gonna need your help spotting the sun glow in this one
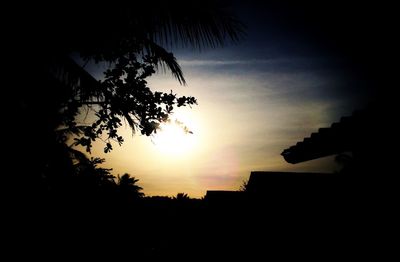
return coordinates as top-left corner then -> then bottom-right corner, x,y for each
153,112 -> 199,155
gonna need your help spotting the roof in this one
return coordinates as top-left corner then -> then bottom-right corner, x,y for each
281,109 -> 370,164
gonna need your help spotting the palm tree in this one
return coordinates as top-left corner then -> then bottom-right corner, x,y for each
38,1 -> 244,90
48,1 -> 246,152
175,193 -> 190,201
117,174 -> 144,199
12,1 -> 245,190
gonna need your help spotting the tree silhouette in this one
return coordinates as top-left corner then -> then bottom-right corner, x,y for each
44,1 -> 246,153
10,1 -> 245,191
175,193 -> 190,201
74,157 -> 115,187
117,173 -> 144,199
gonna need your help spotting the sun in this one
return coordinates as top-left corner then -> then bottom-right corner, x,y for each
152,114 -> 199,155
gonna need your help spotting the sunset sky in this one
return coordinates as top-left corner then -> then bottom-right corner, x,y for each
81,2 -> 373,198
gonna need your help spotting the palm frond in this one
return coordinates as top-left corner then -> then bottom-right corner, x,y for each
145,1 -> 246,50
143,40 -> 186,85
68,146 -> 90,165
122,112 -> 137,135
47,55 -> 101,99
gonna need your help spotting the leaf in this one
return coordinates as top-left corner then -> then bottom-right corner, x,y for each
104,143 -> 113,153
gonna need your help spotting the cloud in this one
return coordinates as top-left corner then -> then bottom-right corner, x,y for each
178,56 -> 344,74
179,59 -> 273,66
92,53 -> 361,198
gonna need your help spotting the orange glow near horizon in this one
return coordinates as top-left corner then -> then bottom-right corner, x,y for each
86,59 -> 350,199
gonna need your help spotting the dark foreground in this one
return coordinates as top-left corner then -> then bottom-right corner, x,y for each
5,177 -> 395,261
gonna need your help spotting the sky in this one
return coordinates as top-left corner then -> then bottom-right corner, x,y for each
81,1 -> 377,198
